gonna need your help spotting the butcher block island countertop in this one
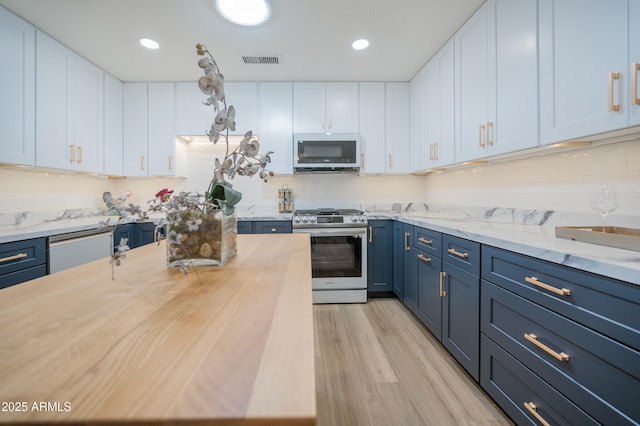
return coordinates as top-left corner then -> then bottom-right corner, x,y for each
0,234 -> 315,425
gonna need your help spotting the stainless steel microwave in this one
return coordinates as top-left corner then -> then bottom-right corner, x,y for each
293,133 -> 361,173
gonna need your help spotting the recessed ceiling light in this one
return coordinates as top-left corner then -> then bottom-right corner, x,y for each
139,38 -> 159,50
352,39 -> 369,50
215,0 -> 271,26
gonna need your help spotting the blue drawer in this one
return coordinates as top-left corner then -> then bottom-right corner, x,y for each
237,221 -> 252,234
0,265 -> 47,290
0,238 -> 47,277
481,280 -> 640,425
482,245 -> 640,352
253,221 -> 292,234
481,334 -> 598,426
442,234 -> 479,276
412,226 -> 442,257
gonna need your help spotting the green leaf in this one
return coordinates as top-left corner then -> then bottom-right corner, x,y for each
208,181 -> 242,215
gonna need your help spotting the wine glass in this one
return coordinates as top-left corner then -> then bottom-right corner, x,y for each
589,184 -> 620,232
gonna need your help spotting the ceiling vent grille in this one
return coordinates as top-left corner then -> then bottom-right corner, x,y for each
241,54 -> 280,65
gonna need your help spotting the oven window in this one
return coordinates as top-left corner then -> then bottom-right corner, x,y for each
310,235 -> 362,278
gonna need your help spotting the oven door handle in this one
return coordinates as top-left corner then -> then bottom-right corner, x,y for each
295,228 -> 367,237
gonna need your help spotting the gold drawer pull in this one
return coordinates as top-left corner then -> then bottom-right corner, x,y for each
524,402 -> 550,426
271,228 -> 277,232
417,254 -> 431,264
439,271 -> 447,297
404,232 -> 410,251
524,333 -> 569,362
608,71 -> 621,112
447,248 -> 469,259
525,276 -> 571,296
418,237 -> 432,245
369,226 -> 373,243
0,253 -> 28,263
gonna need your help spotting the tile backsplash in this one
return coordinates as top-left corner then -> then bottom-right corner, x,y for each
0,139 -> 638,228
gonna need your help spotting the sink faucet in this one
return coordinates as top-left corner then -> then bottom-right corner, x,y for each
14,211 -> 28,225
404,203 -> 413,212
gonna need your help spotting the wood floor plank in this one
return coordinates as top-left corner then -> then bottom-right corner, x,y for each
314,298 -> 513,426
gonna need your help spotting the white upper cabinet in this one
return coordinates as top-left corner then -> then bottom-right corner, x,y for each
358,82 -> 386,174
0,7 -> 35,166
35,30 -> 75,171
423,39 -> 455,169
410,68 -> 425,173
73,55 -> 104,173
628,0 -> 640,126
104,73 -> 123,176
147,83 -> 180,176
293,82 -> 359,133
258,82 -> 293,175
455,0 -> 539,163
539,0 -> 628,144
175,82 -> 211,136
385,82 -> 411,174
224,82 -> 258,136
123,83 -> 148,177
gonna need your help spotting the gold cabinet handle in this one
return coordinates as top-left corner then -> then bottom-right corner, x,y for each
417,253 -> 431,264
328,112 -> 332,129
140,155 -> 145,170
369,226 -> 373,243
434,142 -> 438,160
361,153 -> 365,168
439,271 -> 447,297
168,155 -> 173,170
608,72 -> 621,112
525,276 -> 571,296
77,145 -> 82,164
418,237 -> 432,245
524,402 -> 550,426
388,153 -> 392,169
429,144 -> 434,161
69,144 -> 75,163
404,231 -> 410,251
447,248 -> 469,259
524,333 -> 569,362
487,121 -> 493,146
0,253 -> 28,263
632,63 -> 640,106
479,124 -> 486,147
271,228 -> 277,232
321,113 -> 325,129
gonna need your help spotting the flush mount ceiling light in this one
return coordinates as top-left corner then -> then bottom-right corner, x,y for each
139,38 -> 159,50
352,39 -> 370,50
215,0 -> 271,26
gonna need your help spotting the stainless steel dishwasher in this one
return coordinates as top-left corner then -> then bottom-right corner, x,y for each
48,228 -> 112,274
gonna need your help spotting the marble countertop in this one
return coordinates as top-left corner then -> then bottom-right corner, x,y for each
369,211 -> 639,286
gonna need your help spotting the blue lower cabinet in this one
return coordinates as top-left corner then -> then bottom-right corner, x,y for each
136,222 -> 159,246
481,334 -> 599,426
392,221 -> 405,299
0,238 -> 47,289
113,224 -> 134,251
237,221 -> 252,234
367,220 -> 393,293
253,221 -> 292,234
413,249 -> 442,340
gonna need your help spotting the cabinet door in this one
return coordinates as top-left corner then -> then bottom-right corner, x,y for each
326,82 -> 359,133
358,82 -> 386,173
224,82 -> 258,136
409,70 -> 425,172
113,223 -> 134,250
367,220 -> 393,293
104,73 -> 123,176
258,82 -> 293,174
392,221 -> 405,298
237,221 -> 253,234
385,82 -> 410,173
455,3 -> 490,163
74,55 -> 104,173
539,0 -> 628,144
35,30 -> 74,170
402,224 -> 415,309
413,252 -> 442,340
136,222 -> 158,247
147,83 -> 177,176
487,0 -> 539,155
442,261 -> 480,381
175,81 -> 211,136
0,7 -> 35,166
123,83 -> 148,176
630,0 -> 640,126
253,221 -> 292,234
293,82 -> 326,133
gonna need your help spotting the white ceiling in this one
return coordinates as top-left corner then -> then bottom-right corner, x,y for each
0,0 -> 484,83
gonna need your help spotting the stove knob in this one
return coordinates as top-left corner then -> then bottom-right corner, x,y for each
359,216 -> 366,222
302,217 -> 308,223
293,216 -> 301,223
351,215 -> 358,222
310,216 -> 317,223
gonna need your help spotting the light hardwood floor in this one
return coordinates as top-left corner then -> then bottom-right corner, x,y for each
314,298 -> 513,425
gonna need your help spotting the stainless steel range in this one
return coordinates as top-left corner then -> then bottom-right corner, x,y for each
292,208 -> 367,304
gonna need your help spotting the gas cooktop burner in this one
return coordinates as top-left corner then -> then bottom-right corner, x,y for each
292,208 -> 367,228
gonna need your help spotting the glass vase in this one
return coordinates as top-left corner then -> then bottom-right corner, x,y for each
166,209 -> 237,267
